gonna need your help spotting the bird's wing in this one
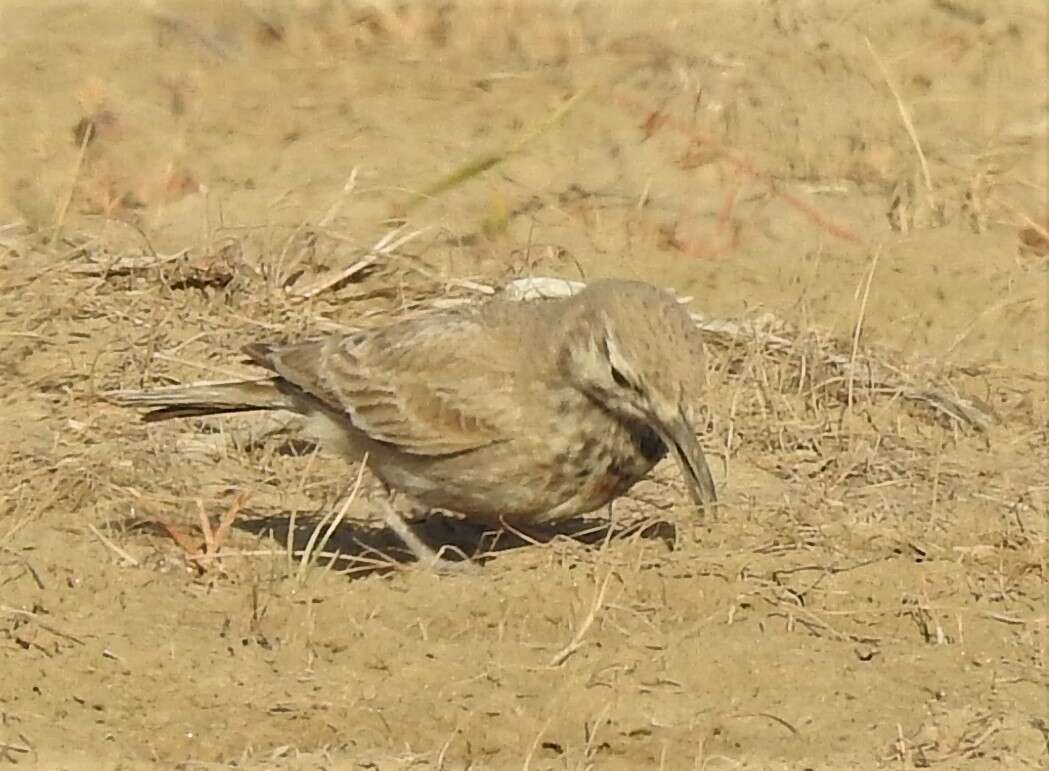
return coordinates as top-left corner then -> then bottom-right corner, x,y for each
246,314 -> 519,456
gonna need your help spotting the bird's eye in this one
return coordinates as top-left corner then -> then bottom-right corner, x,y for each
610,364 -> 631,389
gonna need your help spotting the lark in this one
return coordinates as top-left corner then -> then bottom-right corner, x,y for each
110,279 -> 718,566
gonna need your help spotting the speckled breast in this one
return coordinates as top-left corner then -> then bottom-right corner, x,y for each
537,414 -> 668,521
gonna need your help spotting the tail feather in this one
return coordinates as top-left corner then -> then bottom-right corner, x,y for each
106,378 -> 297,422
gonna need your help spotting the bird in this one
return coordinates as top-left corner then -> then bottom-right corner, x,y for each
109,279 -> 718,566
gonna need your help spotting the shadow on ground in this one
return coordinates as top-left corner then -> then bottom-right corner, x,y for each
228,508 -> 678,577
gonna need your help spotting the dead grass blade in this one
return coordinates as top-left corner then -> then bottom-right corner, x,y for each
549,571 -> 615,667
87,523 -> 140,566
1,605 -> 85,646
295,456 -> 367,584
864,36 -> 933,192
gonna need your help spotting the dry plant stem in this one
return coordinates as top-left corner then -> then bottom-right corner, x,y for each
174,493 -> 251,573
731,711 -> 800,737
310,470 -> 364,567
1,511 -> 36,548
865,36 -> 933,192
296,457 -> 367,583
67,248 -> 190,275
549,571 -> 614,666
288,444 -> 322,574
581,702 -> 613,764
496,519 -> 544,549
848,248 -> 881,419
522,717 -> 554,771
52,121 -> 93,241
2,488 -> 65,547
87,523 -> 140,566
196,499 -> 216,555
943,296 -> 1035,363
287,226 -> 430,299
213,492 -> 249,550
930,435 -> 944,523
895,723 -> 910,766
199,184 -> 211,257
287,255 -> 377,300
271,220 -> 310,291
435,720 -> 463,770
191,549 -> 393,572
0,741 -> 31,757
1,605 -> 85,646
317,168 -> 358,228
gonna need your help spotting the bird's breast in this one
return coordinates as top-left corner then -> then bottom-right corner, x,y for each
360,390 -> 667,526
527,407 -> 667,522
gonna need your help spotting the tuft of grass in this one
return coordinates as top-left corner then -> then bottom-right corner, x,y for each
293,455 -> 368,586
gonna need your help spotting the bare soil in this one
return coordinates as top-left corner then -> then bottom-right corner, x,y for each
1,1 -> 1047,768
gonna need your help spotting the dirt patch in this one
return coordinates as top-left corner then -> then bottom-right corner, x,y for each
1,1 -> 1047,768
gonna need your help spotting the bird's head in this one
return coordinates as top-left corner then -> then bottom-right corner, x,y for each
560,280 -> 718,511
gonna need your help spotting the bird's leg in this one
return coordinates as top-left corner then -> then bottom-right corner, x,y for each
371,486 -> 476,573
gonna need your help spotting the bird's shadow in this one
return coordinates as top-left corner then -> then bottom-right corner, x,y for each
232,508 -> 677,579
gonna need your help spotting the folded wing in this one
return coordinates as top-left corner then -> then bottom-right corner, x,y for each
246,318 -> 513,457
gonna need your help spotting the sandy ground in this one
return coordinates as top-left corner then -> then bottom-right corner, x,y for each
1,1 -> 1047,768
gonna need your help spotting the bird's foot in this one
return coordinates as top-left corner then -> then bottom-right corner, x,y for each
373,494 -> 479,574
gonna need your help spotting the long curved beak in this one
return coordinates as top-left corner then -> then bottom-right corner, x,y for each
656,410 -> 718,514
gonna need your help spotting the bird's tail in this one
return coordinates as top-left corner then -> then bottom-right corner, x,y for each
106,378 -> 297,422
